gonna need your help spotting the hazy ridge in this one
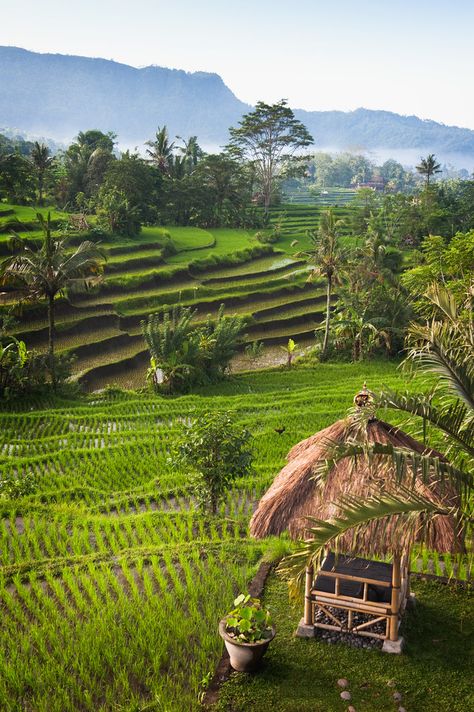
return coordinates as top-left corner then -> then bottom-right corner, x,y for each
1,46 -> 474,167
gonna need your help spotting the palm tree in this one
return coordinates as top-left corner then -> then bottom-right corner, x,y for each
416,154 -> 442,187
177,135 -> 203,173
145,126 -> 175,175
297,209 -> 346,357
282,284 -> 473,585
332,305 -> 390,361
0,214 -> 105,388
30,142 -> 54,205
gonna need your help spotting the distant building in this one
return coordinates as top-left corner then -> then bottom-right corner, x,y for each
355,177 -> 386,191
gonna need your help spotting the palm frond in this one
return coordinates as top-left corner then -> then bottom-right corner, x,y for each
313,436 -> 472,495
374,389 -> 474,459
278,487 -> 450,589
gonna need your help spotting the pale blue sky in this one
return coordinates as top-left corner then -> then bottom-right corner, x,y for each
1,0 -> 473,128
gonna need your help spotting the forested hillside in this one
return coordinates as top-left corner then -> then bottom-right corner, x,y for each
2,46 -> 474,161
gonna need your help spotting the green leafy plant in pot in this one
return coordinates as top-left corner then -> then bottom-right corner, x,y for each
219,593 -> 275,672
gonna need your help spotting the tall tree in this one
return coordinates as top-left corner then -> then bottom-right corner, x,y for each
0,214 -> 105,388
416,153 -> 442,187
227,100 -> 313,213
30,142 -> 53,205
177,135 -> 203,173
196,154 -> 247,224
297,209 -> 346,357
145,126 -> 175,176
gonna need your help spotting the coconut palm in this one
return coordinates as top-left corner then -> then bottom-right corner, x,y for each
30,142 -> 53,205
145,126 -> 175,175
416,153 -> 442,187
177,135 -> 203,173
332,305 -> 391,361
0,213 -> 105,388
297,209 -> 346,357
281,284 -> 473,586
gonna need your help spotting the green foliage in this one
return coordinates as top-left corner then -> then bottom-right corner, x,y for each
401,232 -> 474,315
280,338 -> 298,368
416,153 -> 442,187
0,153 -> 36,203
0,361 -> 469,710
0,212 -> 105,387
142,305 -> 199,392
225,593 -> 273,644
176,410 -> 253,514
228,100 -> 313,211
97,187 -> 141,236
298,208 -> 347,355
245,340 -> 264,361
100,150 -> 158,222
142,304 -> 246,392
0,470 -> 38,499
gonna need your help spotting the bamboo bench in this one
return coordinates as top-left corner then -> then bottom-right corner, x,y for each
302,552 -> 409,642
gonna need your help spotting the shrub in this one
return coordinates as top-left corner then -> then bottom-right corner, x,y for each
0,471 -> 38,499
200,305 -> 246,379
142,305 -> 200,393
142,304 -> 246,392
245,340 -> 264,361
175,411 -> 253,514
0,335 -> 74,399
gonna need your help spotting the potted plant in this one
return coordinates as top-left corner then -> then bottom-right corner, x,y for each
219,593 -> 275,672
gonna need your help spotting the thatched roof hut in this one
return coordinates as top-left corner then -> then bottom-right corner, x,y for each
250,399 -> 461,556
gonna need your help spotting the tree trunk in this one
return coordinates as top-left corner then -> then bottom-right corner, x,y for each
38,173 -> 44,206
322,276 -> 332,356
47,293 -> 57,390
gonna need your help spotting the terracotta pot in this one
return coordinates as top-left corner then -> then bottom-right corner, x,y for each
219,618 -> 276,672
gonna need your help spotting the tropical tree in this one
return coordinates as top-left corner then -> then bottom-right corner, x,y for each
297,209 -> 346,357
0,153 -> 35,203
416,153 -> 442,187
0,213 -> 105,388
142,304 -> 245,391
177,135 -> 203,173
145,126 -> 175,175
332,304 -> 391,361
30,142 -> 54,205
281,284 -> 473,586
100,150 -> 157,223
227,100 -> 313,213
142,306 -> 199,392
195,154 -> 249,225
176,411 -> 253,514
63,130 -> 115,202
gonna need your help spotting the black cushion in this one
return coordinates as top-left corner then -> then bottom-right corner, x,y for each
314,553 -> 393,603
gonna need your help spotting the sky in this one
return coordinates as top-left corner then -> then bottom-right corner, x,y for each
1,0 -> 473,129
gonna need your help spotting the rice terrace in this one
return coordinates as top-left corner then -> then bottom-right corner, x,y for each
1,8 -> 474,711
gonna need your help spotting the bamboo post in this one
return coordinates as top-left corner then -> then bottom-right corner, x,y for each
389,554 -> 401,641
304,565 -> 314,625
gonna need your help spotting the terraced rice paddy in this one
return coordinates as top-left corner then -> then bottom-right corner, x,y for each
0,362 -> 469,711
2,201 -> 359,390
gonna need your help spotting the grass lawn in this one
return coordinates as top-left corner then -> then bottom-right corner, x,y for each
216,574 -> 473,712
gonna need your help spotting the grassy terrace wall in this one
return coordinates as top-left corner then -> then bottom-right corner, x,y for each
1,201 -> 354,390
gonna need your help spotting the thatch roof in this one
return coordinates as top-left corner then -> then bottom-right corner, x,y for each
250,415 -> 462,555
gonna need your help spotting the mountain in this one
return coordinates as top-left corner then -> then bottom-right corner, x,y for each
1,46 -> 474,166
0,46 -> 249,146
